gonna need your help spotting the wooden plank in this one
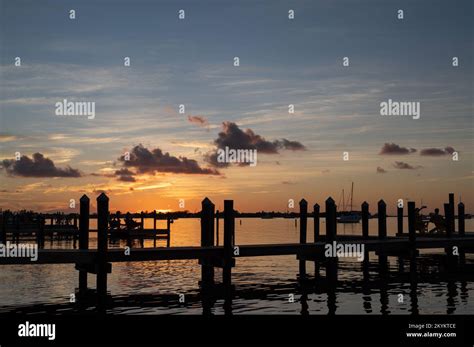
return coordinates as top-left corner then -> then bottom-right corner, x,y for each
0,236 -> 473,265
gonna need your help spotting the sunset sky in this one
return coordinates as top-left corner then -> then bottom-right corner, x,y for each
0,0 -> 472,214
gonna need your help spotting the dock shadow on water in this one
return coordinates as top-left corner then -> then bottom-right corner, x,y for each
0,193 -> 473,315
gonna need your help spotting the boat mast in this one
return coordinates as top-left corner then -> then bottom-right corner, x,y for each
342,189 -> 345,211
350,182 -> 354,212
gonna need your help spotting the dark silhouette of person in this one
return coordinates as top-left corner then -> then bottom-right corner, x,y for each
124,212 -> 140,230
429,208 -> 446,234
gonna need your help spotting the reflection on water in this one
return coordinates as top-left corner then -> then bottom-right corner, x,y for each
0,218 -> 472,314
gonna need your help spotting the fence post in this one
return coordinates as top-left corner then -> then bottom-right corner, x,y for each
223,200 -> 234,288
313,203 -> 320,242
408,202 -> 416,244
378,200 -> 387,239
200,198 -> 215,287
325,197 -> 337,242
361,202 -> 369,239
397,204 -> 403,235
79,195 -> 90,294
299,199 -> 307,279
444,203 -> 452,237
96,193 -> 109,310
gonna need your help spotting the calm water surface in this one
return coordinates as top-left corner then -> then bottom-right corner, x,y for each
0,218 -> 472,314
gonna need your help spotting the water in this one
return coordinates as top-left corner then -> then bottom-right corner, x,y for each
0,218 -> 472,314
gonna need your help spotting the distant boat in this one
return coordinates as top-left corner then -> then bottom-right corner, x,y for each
337,182 -> 361,224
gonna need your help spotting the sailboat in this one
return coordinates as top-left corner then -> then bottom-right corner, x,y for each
337,182 -> 362,223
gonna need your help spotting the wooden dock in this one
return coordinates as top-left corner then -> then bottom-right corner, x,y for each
0,192 -> 472,312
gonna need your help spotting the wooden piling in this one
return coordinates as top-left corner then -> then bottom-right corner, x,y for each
325,197 -> 337,242
153,210 -> 157,247
458,202 -> 465,236
449,193 -> 455,235
215,210 -> 220,246
0,212 -> 6,244
223,200 -> 234,288
79,195 -> 90,294
166,217 -> 171,247
444,203 -> 452,237
313,203 -> 320,242
299,199 -> 307,279
96,193 -> 109,309
408,202 -> 416,244
36,214 -> 45,248
200,198 -> 215,287
378,200 -> 387,239
397,205 -> 403,236
361,202 -> 369,239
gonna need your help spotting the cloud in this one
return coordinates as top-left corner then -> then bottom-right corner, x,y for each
115,168 -> 136,182
187,115 -> 209,128
379,143 -> 417,155
420,146 -> 456,156
376,166 -> 387,173
117,144 -> 219,176
205,122 -> 306,167
1,153 -> 81,177
393,161 -> 422,170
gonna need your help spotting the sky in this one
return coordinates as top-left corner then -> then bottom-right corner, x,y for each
0,0 -> 472,214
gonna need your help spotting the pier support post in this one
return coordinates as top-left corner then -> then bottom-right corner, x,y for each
223,200 -> 234,288
299,199 -> 307,279
153,210 -> 157,247
223,200 -> 235,315
200,198 -> 215,287
325,197 -> 337,242
449,193 -> 455,235
38,214 -> 45,249
96,193 -> 109,311
0,212 -> 6,244
166,217 -> 171,247
458,203 -> 465,236
444,203 -> 452,237
397,205 -> 403,236
377,200 -> 387,239
325,197 -> 338,286
361,202 -> 369,239
313,203 -> 320,242
216,210 -> 220,246
408,202 -> 416,244
458,202 -> 465,267
78,195 -> 90,295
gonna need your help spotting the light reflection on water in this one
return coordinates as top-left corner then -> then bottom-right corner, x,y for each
0,218 -> 472,314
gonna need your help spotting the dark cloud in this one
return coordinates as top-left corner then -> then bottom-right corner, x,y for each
420,147 -> 456,156
205,122 -> 306,167
115,168 -> 136,182
118,144 -> 219,175
376,166 -> 387,173
379,143 -> 416,155
393,161 -> 421,170
1,153 -> 81,177
187,115 -> 209,128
